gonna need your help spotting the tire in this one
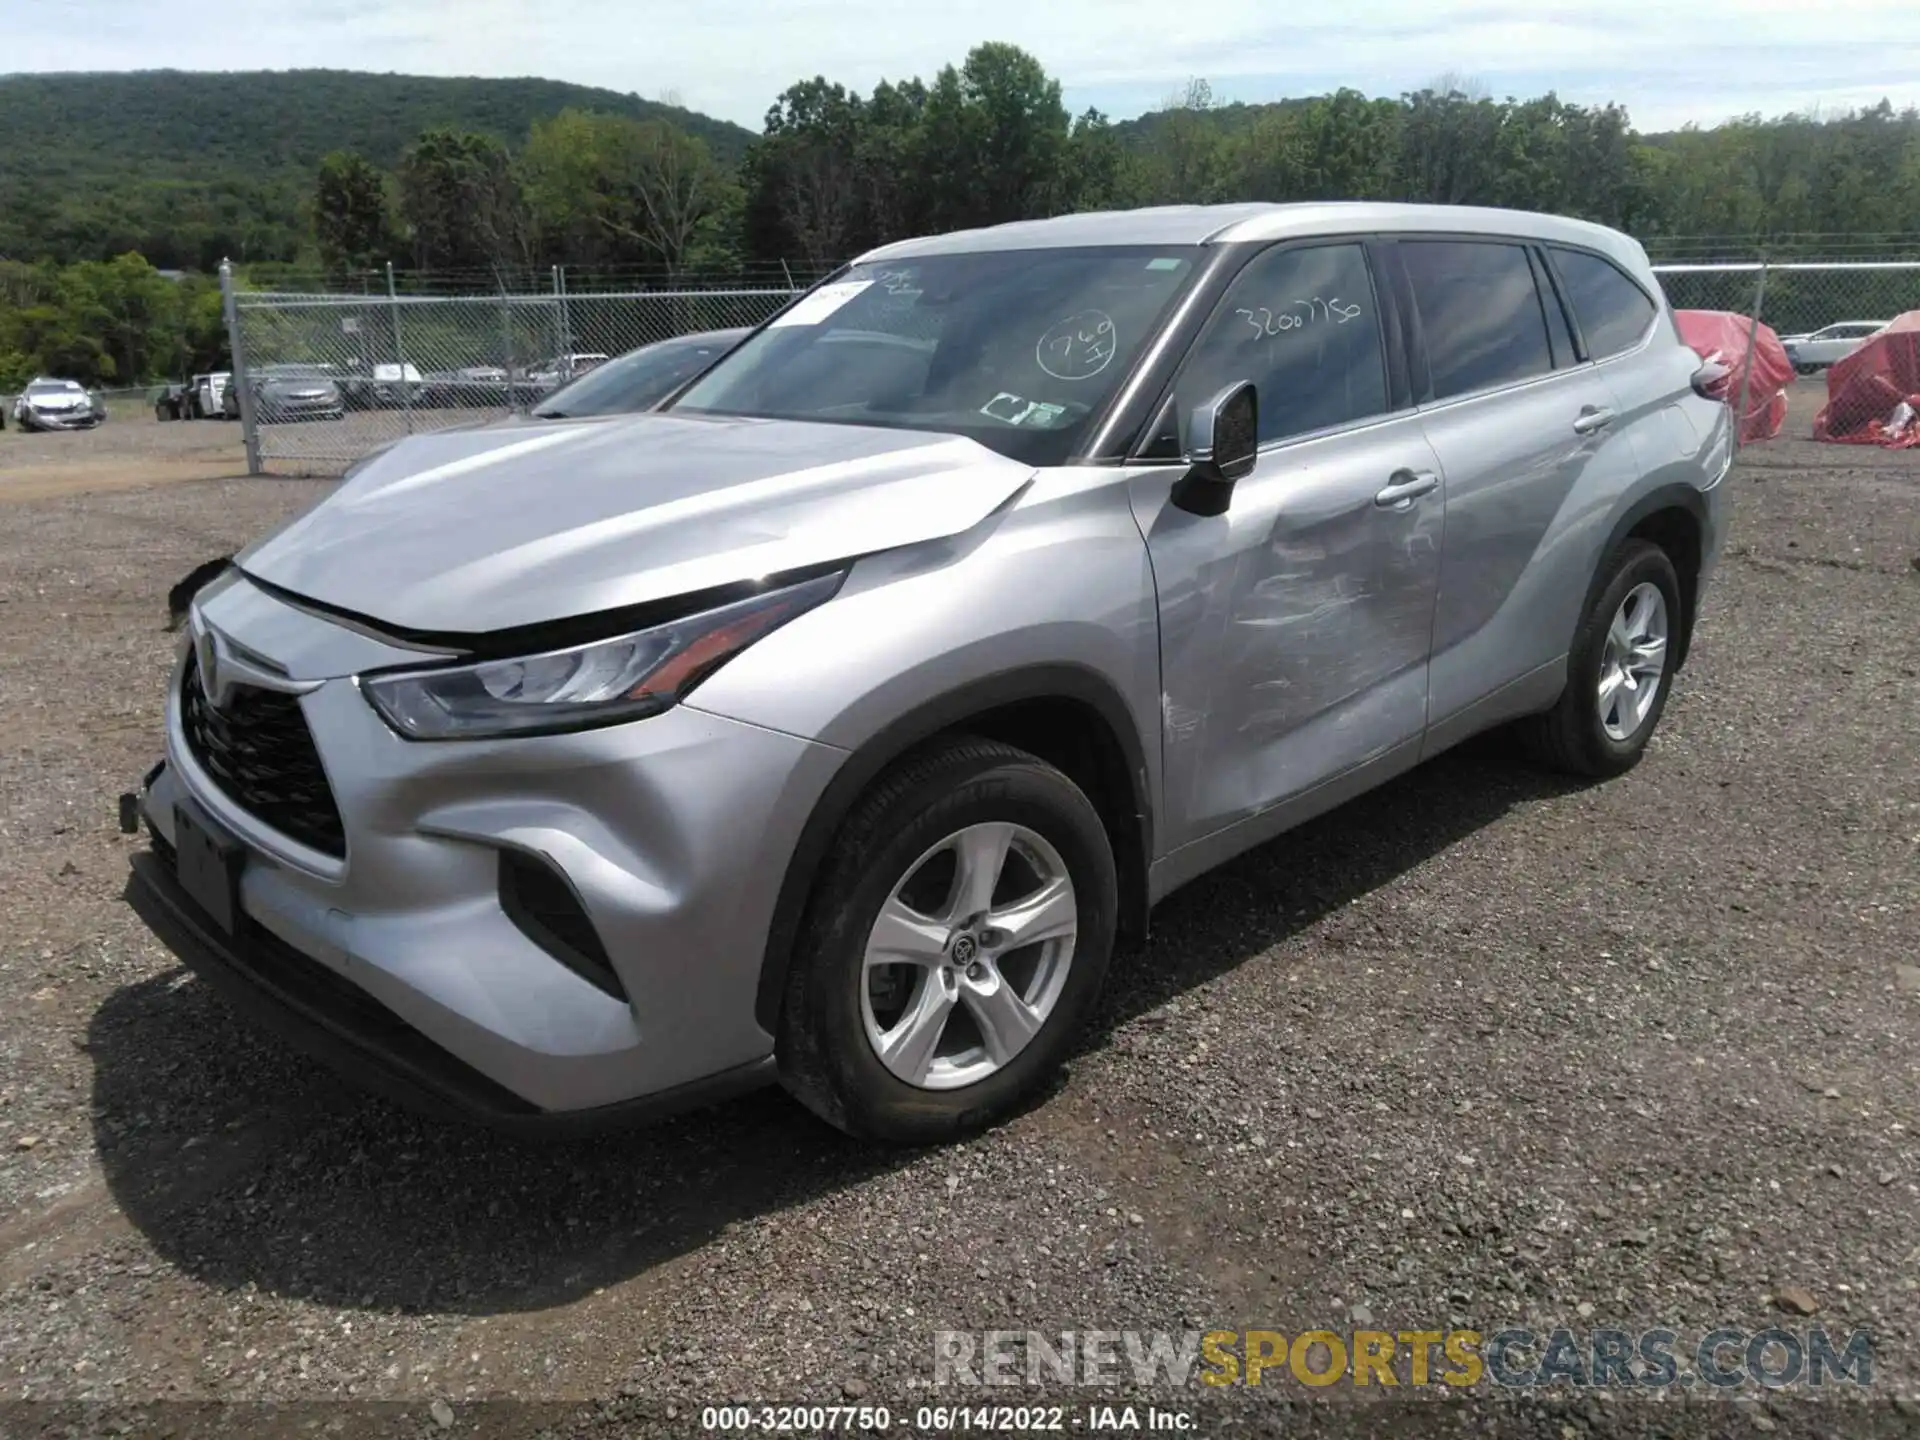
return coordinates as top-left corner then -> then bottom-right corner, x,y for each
1521,538 -> 1682,779
777,736 -> 1118,1143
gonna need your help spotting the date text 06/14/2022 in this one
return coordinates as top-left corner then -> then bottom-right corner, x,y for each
697,1404 -> 1197,1432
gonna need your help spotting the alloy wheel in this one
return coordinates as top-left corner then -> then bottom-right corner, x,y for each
860,822 -> 1078,1091
1597,581 -> 1669,742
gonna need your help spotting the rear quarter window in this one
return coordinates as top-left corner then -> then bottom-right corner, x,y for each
1550,248 -> 1658,360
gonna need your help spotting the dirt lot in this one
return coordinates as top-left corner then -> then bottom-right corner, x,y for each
0,404 -> 490,501
0,412 -> 245,503
1,382 -> 1917,1436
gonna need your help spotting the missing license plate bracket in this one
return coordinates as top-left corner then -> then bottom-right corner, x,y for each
174,798 -> 243,935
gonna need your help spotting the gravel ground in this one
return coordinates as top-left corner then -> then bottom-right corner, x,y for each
0,404 -> 494,498
1,381 -> 1917,1438
0,412 -> 245,501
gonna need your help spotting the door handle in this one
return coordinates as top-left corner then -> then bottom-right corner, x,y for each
1573,406 -> 1616,435
1374,469 -> 1440,509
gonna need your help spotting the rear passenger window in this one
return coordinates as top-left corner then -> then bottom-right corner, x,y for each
1401,241 -> 1554,400
1550,247 -> 1657,359
1179,242 -> 1389,445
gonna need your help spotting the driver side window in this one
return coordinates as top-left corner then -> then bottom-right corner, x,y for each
1177,243 -> 1389,447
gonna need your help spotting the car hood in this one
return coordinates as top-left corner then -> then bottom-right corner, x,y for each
235,412 -> 1036,636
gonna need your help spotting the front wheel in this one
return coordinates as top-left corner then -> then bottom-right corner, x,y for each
777,737 -> 1118,1143
1521,539 -> 1681,778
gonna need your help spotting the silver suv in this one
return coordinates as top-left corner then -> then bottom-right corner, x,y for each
126,203 -> 1731,1143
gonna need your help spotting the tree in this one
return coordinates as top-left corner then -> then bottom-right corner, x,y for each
0,252 -> 225,387
739,76 -> 924,266
1134,78 -> 1224,205
397,128 -> 530,273
912,44 -> 1070,232
522,110 -> 735,275
619,121 -> 736,275
765,80 -> 868,269
313,151 -> 395,272
1060,109 -> 1140,212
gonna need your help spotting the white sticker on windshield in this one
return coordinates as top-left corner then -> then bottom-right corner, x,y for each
771,280 -> 875,327
980,393 -> 1067,427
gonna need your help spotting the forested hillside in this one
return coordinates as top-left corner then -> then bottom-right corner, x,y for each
1103,83 -> 1920,247
5,53 -> 1919,389
0,70 -> 756,270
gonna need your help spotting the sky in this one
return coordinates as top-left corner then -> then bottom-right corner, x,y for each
10,0 -> 1920,133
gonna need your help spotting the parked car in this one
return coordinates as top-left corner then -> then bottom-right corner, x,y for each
528,328 -> 750,419
190,372 -> 231,418
425,365 -> 513,409
224,364 -> 345,423
339,362 -> 426,411
126,202 -> 1730,1144
523,352 -> 610,391
12,377 -> 104,431
153,382 -> 190,422
1780,320 -> 1888,374
156,372 -> 232,421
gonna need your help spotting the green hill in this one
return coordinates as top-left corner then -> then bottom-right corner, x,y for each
0,69 -> 757,269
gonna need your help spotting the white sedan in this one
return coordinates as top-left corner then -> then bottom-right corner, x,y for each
1780,320 -> 1888,373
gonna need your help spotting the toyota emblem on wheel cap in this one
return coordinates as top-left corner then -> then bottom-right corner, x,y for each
950,934 -> 977,965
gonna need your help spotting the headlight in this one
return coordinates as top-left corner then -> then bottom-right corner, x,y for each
360,571 -> 844,740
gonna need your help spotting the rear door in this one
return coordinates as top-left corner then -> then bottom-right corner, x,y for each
1388,235 -> 1644,743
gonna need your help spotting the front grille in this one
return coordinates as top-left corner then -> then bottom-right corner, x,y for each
180,653 -> 346,857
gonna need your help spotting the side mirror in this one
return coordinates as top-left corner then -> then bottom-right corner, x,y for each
1690,359 -> 1732,400
1171,381 -> 1259,518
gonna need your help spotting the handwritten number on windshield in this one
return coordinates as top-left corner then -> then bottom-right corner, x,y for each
1036,310 -> 1117,380
1236,298 -> 1364,339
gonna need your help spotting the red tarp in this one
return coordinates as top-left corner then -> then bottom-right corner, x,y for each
1673,309 -> 1793,444
1813,310 -> 1920,448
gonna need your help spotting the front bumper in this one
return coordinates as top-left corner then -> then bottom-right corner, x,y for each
126,572 -> 846,1127
259,399 -> 345,422
20,408 -> 100,430
124,829 -> 774,1134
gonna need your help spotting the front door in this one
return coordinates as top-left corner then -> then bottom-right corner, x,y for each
1130,240 -> 1445,854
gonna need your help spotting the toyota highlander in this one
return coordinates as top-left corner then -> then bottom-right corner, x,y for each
125,202 -> 1732,1143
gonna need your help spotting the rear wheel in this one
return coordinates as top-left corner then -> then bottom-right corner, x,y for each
778,737 -> 1117,1143
1521,539 -> 1680,779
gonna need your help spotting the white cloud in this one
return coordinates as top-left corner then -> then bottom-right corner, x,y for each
9,0 -> 1919,133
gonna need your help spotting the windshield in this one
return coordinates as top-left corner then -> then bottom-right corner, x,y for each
27,381 -> 82,395
668,246 -> 1204,464
534,330 -> 746,418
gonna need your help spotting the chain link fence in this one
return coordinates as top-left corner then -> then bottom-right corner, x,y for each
1651,261 -> 1920,342
220,263 -> 801,475
1650,260 -> 1920,446
211,256 -> 1920,475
